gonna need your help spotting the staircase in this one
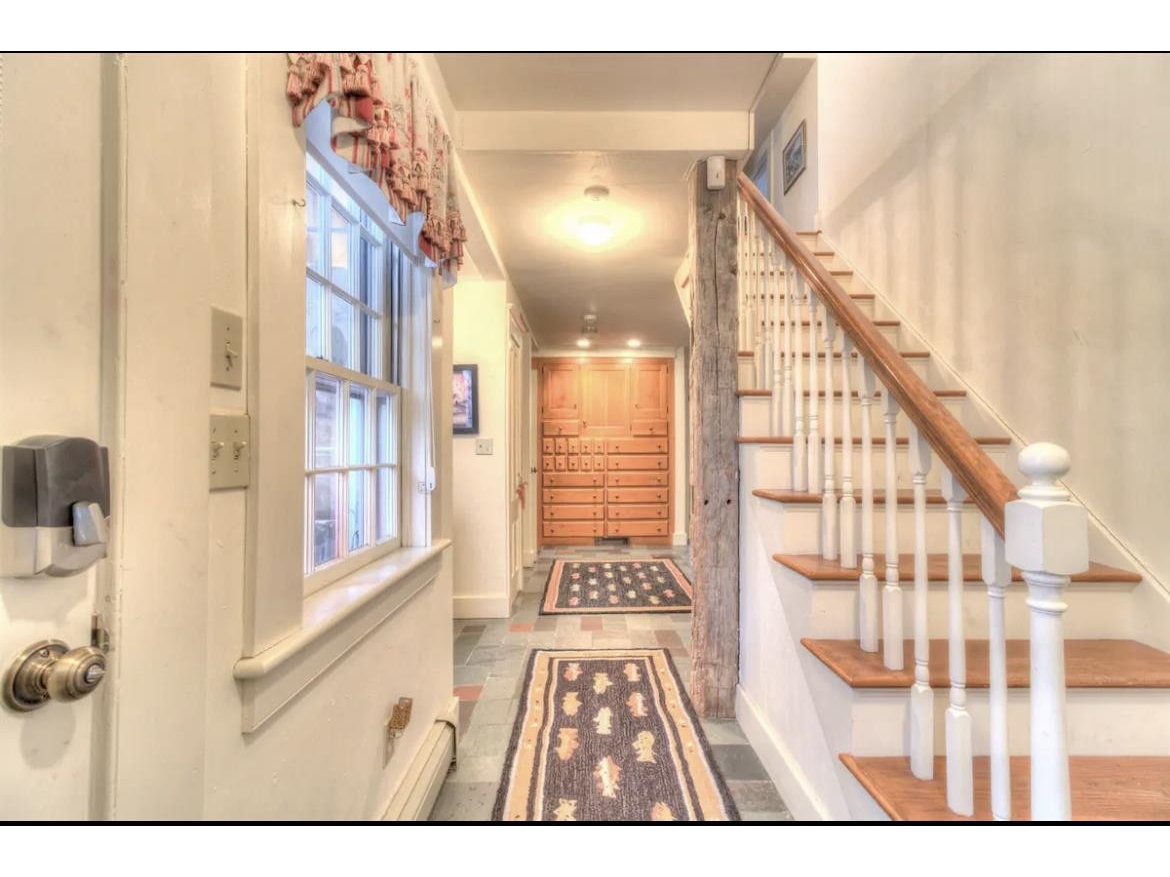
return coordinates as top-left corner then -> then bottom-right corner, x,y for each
732,176 -> 1170,821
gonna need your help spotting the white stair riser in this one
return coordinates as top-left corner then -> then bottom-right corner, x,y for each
739,395 -> 968,438
764,501 -> 986,554
801,580 -> 1136,640
740,443 -> 1011,492
848,688 -> 1170,757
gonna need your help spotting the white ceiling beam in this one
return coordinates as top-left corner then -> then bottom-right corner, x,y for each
458,111 -> 751,153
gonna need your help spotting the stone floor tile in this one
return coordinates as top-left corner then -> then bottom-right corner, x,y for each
480,674 -> 524,702
469,698 -> 518,726
655,629 -> 685,650
458,700 -> 476,736
461,624 -> 486,634
727,780 -> 788,813
452,684 -> 482,702
553,632 -> 592,648
601,615 -> 628,631
509,622 -> 534,633
533,616 -> 557,632
700,719 -> 748,745
580,617 -> 603,632
449,753 -> 506,783
452,633 -> 481,665
710,744 -> 772,782
461,722 -> 515,757
453,664 -> 489,686
428,781 -> 498,822
488,658 -> 526,679
628,630 -> 659,648
740,810 -> 794,822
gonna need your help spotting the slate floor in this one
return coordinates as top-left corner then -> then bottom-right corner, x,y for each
429,545 -> 793,822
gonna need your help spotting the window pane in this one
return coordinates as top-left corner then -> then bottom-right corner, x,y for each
359,312 -> 380,379
312,473 -> 341,568
314,374 -> 342,468
306,184 -> 323,272
306,279 -> 324,358
330,207 -> 352,292
359,236 -> 381,309
376,392 -> 396,464
377,466 -> 397,542
348,385 -> 370,465
330,295 -> 354,369
348,470 -> 369,552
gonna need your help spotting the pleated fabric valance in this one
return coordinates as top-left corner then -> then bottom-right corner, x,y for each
286,53 -> 466,273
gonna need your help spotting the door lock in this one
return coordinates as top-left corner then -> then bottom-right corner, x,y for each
2,639 -> 107,712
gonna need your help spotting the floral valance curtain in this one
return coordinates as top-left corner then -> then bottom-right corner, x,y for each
286,52 -> 466,274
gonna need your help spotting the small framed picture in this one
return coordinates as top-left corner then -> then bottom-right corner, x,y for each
782,120 -> 807,194
452,364 -> 479,435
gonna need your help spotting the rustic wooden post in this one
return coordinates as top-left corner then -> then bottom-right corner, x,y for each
689,158 -> 740,718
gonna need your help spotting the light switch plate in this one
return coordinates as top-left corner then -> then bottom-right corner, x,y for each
706,155 -> 726,190
210,306 -> 244,389
209,413 -> 250,490
475,438 -> 493,455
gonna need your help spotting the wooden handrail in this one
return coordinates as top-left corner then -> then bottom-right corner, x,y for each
736,172 -> 1018,536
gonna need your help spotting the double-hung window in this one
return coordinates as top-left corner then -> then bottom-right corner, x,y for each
303,153 -> 409,594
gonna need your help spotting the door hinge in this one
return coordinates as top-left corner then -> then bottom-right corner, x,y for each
91,613 -> 112,653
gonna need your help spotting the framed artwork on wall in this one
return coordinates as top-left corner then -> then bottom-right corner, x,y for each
782,120 -> 807,194
452,364 -> 479,435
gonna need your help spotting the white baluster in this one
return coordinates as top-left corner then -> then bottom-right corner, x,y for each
839,336 -> 857,568
857,362 -> 878,653
941,467 -> 973,817
882,391 -> 903,670
751,213 -> 764,391
737,197 -> 746,353
771,243 -> 784,437
909,424 -> 934,780
821,316 -> 838,560
762,231 -> 773,397
1005,443 -> 1086,823
981,518 -> 1012,821
792,275 -> 807,491
781,257 -> 794,435
807,291 -> 821,496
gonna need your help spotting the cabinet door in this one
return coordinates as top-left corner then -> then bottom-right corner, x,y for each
581,363 -> 630,437
540,362 -> 580,421
631,360 -> 670,421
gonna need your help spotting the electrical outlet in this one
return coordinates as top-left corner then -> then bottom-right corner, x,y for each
387,696 -> 413,739
475,438 -> 493,455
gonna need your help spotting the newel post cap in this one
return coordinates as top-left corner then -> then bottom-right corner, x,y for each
1004,442 -> 1088,575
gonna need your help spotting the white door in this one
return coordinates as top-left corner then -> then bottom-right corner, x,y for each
0,53 -> 111,819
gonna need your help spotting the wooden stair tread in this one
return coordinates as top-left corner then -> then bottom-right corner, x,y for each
735,388 -> 966,399
755,487 -> 974,505
773,552 -> 1141,584
840,754 -> 1170,821
738,435 -> 1012,446
802,638 -> 1170,689
739,347 -> 917,359
736,389 -> 773,397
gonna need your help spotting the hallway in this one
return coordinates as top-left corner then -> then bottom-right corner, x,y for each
429,545 -> 792,821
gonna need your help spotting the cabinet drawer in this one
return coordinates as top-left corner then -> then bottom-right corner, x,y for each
544,504 -> 603,521
606,487 -> 667,505
567,438 -> 579,455
607,504 -> 668,520
554,456 -> 567,471
543,420 -> 580,437
607,454 -> 668,471
544,522 -> 603,538
541,438 -> 555,454
542,455 -> 555,472
555,438 -> 568,455
606,472 -> 668,488
606,521 -> 668,537
580,438 -> 593,454
631,420 -> 668,437
544,488 -> 602,505
544,473 -> 604,488
580,456 -> 593,471
607,437 -> 668,455
567,456 -> 579,471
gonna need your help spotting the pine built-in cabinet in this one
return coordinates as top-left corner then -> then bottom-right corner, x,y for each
537,357 -> 673,545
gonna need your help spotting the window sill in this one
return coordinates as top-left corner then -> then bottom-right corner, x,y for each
233,538 -> 451,732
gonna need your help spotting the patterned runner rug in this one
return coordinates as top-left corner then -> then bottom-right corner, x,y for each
540,558 -> 693,615
492,648 -> 739,822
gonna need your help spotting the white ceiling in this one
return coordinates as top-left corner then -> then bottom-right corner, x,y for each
434,53 -> 808,350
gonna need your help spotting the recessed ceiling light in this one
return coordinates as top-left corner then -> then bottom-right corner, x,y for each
576,337 -> 591,349
627,338 -> 642,348
576,215 -> 613,247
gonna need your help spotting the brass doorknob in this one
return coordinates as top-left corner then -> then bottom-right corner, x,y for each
3,640 -> 107,712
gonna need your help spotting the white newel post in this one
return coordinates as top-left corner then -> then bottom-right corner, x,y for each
909,424 -> 934,780
941,467 -> 973,816
857,362 -> 878,653
1004,443 -> 1087,822
981,517 -> 1012,821
792,275 -> 807,490
821,315 -> 838,560
881,391 -> 903,670
838,334 -> 857,568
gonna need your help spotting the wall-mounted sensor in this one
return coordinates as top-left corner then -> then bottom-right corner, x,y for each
706,156 -> 727,190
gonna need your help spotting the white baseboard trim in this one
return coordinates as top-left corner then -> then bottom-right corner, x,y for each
454,593 -> 511,619
381,720 -> 455,821
735,685 -> 830,822
523,548 -> 537,567
672,532 -> 688,547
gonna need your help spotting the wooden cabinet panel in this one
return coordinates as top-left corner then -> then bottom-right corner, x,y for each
544,504 -> 603,521
541,438 -> 555,454
608,504 -> 668,520
607,437 -> 668,455
543,419 -> 580,437
606,521 -> 668,537
582,364 -> 630,437
606,487 -> 668,505
544,488 -> 603,505
607,454 -> 668,471
631,420 -> 668,437
544,521 -> 604,538
607,472 -> 668,487
541,362 -> 580,420
631,361 -> 670,421
543,473 -> 604,488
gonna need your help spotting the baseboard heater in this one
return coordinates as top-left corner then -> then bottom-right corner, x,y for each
381,720 -> 456,821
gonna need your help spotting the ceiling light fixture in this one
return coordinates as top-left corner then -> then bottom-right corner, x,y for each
576,337 -> 591,349
576,186 -> 614,247
627,338 -> 642,348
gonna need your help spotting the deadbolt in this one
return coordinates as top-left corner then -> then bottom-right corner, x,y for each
3,639 -> 107,712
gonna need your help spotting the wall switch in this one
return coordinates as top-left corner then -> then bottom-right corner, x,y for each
210,306 -> 244,389
209,413 -> 250,490
475,438 -> 493,455
706,155 -> 727,190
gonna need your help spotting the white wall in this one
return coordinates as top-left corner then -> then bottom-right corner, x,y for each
452,280 -> 512,618
816,52 -> 1170,595
770,62 -> 819,230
